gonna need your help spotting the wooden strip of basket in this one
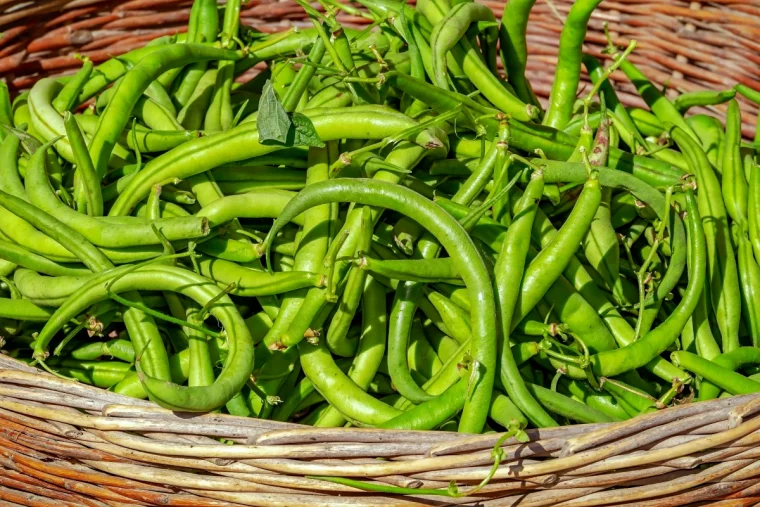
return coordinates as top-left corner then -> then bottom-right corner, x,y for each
0,0 -> 757,137
2,355 -> 760,506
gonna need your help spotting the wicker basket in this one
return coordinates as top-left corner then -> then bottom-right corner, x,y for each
4,354 -> 760,506
3,1 -> 760,505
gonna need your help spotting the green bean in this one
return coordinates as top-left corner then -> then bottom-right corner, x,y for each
196,190 -> 301,227
672,127 -> 741,353
314,276 -> 388,427
74,36 -> 181,102
721,99 -> 749,227
672,351 -> 760,396
743,150 -> 754,197
694,285 -> 721,361
534,160 -> 687,325
75,114 -> 199,153
71,339 -> 135,363
283,35 -> 326,112
543,0 -> 603,129
513,174 -> 601,326
434,197 -> 506,252
120,298 -> 174,385
626,107 -> 664,138
423,318 -> 460,360
388,281 -> 437,404
599,377 -> 654,414
215,178 -> 304,194
430,4 -> 495,91
380,378 -> 467,430
618,59 -> 697,141
12,93 -> 30,130
489,392 -> 528,428
427,291 -> 471,344
189,173 -> 279,322
452,164 -> 686,380
563,111 -> 604,138
29,79 -> 126,169
582,113 -> 623,301
408,320 -> 443,379
560,378 -> 628,421
174,0 -> 220,107
734,84 -> 760,107
0,189 -> 111,272
0,133 -> 26,200
326,206 -> 373,357
525,382 -> 616,424
750,159 -> 760,262
64,112 -> 103,216
0,261 -> 15,280
0,188 -> 163,265
0,81 -> 11,137
0,298 -> 54,321
266,145 -> 426,355
300,335 -> 401,425
567,122 -> 594,163
177,68 -> 218,130
360,256 -> 462,285
452,133 -> 684,191
48,359 -> 133,389
493,169 -> 556,427
196,256 -> 323,297
53,58 -> 94,113
139,97 -> 180,132
1,183 -> 172,384
686,114 -> 724,169
673,89 -> 736,114
13,269 -> 91,307
113,348 -> 190,399
699,347 -> 760,401
384,75 -> 483,136
89,44 -> 244,178
735,227 -> 760,348
540,269 -> 618,355
499,0 -> 539,107
205,0 -> 241,132
24,139 -> 209,248
275,375 -> 322,421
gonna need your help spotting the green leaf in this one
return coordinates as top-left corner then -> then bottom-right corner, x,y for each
4,123 -> 43,155
291,112 -> 324,147
257,79 -> 291,145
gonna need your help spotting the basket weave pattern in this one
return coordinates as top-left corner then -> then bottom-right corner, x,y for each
1,0 -> 759,136
3,355 -> 760,505
3,1 -> 760,505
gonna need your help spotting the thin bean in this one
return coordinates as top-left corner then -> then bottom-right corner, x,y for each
672,127 -> 741,353
721,99 -> 749,227
673,89 -> 736,113
543,0 -> 603,129
672,351 -> 760,396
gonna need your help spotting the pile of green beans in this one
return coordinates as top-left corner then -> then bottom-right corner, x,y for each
1,0 -> 760,439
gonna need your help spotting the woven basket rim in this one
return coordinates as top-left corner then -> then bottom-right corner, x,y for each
3,353 -> 760,506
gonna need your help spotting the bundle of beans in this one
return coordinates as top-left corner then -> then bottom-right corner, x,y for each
0,0 -> 760,500
1,0 -> 759,137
